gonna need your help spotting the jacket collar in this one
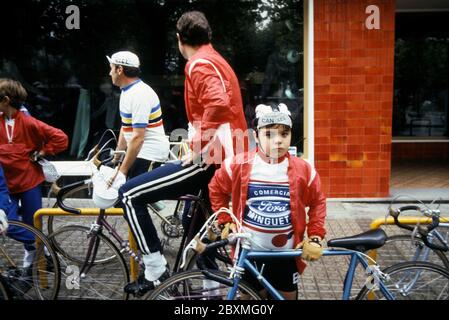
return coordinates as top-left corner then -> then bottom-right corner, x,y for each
121,79 -> 141,92
189,43 -> 214,61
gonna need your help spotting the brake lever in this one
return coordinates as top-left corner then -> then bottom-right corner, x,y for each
179,234 -> 200,269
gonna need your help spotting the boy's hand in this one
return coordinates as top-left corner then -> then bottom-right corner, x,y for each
30,150 -> 45,162
297,236 -> 323,261
220,222 -> 236,239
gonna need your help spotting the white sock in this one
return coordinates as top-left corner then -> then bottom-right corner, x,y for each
142,251 -> 167,281
23,249 -> 36,268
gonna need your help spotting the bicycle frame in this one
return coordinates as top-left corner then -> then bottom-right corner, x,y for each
78,209 -> 142,278
397,223 -> 449,291
429,223 -> 449,250
226,247 -> 395,300
78,193 -> 211,275
416,224 -> 448,262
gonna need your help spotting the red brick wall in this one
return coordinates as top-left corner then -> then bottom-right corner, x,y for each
314,0 -> 395,197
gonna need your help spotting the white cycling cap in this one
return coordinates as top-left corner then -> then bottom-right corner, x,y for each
106,51 -> 140,68
255,103 -> 292,129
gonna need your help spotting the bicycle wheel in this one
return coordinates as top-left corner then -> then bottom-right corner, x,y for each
356,261 -> 449,300
0,275 -> 11,300
0,221 -> 60,300
48,181 -> 129,265
48,225 -> 130,300
145,270 -> 262,300
181,246 -> 233,272
374,234 -> 449,269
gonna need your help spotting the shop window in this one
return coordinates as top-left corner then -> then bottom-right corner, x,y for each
393,12 -> 449,138
0,0 -> 303,159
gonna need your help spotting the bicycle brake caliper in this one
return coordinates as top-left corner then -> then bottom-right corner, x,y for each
89,222 -> 101,235
365,265 -> 388,291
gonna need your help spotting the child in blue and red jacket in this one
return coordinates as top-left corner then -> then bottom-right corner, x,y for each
209,103 -> 327,300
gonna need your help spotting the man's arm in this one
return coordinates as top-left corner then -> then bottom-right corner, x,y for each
115,128 -> 127,159
119,128 -> 145,176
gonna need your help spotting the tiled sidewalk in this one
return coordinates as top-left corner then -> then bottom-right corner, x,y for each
40,199 -> 449,299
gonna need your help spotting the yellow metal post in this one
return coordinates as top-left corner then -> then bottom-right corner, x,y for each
128,229 -> 139,281
368,216 -> 435,263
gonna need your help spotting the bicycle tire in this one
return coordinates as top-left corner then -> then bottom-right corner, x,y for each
356,261 -> 449,300
48,182 -> 128,265
50,223 -> 122,265
181,246 -> 233,272
374,234 -> 449,269
145,270 -> 262,300
0,220 -> 60,300
0,275 -> 11,300
48,182 -> 183,267
48,225 -> 130,300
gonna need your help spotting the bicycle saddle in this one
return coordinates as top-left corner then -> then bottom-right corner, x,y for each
327,229 -> 387,252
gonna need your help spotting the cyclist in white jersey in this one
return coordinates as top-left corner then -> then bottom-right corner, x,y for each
106,52 -> 172,291
107,51 -> 169,179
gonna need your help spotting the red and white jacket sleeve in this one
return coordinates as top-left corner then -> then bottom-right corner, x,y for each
188,62 -> 234,151
208,158 -> 233,225
304,164 -> 327,239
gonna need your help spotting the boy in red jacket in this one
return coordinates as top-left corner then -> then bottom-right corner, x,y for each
0,78 -> 68,268
209,103 -> 327,299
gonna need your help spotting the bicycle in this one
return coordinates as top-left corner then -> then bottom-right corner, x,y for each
146,208 -> 449,300
374,197 -> 449,269
0,220 -> 60,300
47,173 -> 223,299
44,131 -> 188,254
42,129 -> 228,299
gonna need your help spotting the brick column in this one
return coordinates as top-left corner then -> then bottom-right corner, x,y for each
314,0 -> 395,197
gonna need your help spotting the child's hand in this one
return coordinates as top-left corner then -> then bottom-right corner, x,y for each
30,150 -> 45,162
220,222 -> 236,239
297,236 -> 323,261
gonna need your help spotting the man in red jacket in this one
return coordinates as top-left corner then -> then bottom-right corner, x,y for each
0,78 -> 68,269
119,11 -> 248,296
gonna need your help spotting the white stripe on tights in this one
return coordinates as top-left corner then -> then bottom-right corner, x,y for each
123,163 -> 204,198
125,164 -> 208,200
123,197 -> 150,254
